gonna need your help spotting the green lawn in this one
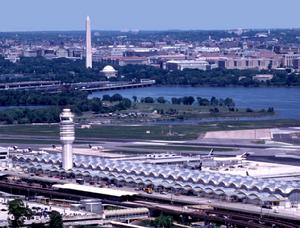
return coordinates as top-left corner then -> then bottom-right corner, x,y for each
63,119 -> 300,141
0,119 -> 298,141
0,124 -> 59,136
125,102 -> 272,119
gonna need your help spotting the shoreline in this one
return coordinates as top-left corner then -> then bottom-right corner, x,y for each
147,84 -> 300,89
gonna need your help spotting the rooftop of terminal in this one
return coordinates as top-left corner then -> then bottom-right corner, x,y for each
11,152 -> 300,206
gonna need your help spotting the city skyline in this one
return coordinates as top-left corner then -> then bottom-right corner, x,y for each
1,0 -> 300,32
1,1 -> 300,226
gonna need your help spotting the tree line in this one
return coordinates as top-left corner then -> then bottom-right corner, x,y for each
0,91 -> 274,124
138,95 -> 236,107
136,95 -> 274,114
0,91 -> 132,124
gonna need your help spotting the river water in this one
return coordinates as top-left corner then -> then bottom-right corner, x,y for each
89,87 -> 300,120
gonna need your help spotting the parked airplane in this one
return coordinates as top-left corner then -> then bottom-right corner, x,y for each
29,150 -> 49,155
89,144 -> 104,151
8,146 -> 49,155
208,149 -> 249,162
197,149 -> 214,159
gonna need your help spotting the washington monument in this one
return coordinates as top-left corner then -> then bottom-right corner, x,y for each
85,16 -> 92,68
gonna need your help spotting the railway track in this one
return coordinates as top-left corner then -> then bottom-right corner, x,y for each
0,181 -> 299,227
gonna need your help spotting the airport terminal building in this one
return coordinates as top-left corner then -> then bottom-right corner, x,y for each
12,152 -> 300,207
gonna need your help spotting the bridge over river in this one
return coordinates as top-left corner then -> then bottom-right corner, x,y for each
0,79 -> 155,92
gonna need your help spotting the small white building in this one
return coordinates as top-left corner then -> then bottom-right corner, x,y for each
101,65 -> 118,78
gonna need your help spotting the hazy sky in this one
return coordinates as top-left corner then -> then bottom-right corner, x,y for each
1,0 -> 300,31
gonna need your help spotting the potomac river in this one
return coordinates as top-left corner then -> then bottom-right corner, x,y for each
89,87 -> 300,120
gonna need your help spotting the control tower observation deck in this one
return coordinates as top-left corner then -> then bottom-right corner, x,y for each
60,109 -> 75,170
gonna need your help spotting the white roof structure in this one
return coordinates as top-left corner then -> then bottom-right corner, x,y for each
13,153 -> 300,203
101,65 -> 117,73
105,208 -> 149,217
52,183 -> 136,197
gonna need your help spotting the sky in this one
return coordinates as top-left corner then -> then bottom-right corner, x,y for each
1,0 -> 300,31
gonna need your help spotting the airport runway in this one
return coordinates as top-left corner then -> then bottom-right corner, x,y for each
2,132 -> 300,166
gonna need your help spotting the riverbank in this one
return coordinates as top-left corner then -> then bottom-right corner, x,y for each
78,101 -> 274,126
89,86 -> 300,120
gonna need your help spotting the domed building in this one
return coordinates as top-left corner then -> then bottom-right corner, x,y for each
101,65 -> 117,78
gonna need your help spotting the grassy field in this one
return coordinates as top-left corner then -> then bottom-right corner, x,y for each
0,138 -> 95,145
130,102 -> 221,112
0,124 -> 59,136
126,102 -> 273,119
0,138 -> 59,145
0,119 -> 298,142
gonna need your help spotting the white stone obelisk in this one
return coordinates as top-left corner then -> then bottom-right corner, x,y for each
86,16 -> 92,68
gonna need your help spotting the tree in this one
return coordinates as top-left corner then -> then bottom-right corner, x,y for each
171,97 -> 181,105
116,98 -> 132,110
210,96 -> 219,106
182,96 -> 195,105
49,211 -> 63,228
143,97 -> 155,103
110,93 -> 123,102
157,97 -> 166,104
132,96 -> 138,103
89,98 -> 103,113
8,199 -> 32,227
102,94 -> 111,101
197,97 -> 209,106
152,214 -> 173,228
224,97 -> 235,108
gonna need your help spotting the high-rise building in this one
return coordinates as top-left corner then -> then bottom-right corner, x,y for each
60,109 -> 75,170
86,16 -> 92,68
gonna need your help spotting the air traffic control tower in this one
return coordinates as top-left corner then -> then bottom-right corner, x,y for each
60,108 -> 75,170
